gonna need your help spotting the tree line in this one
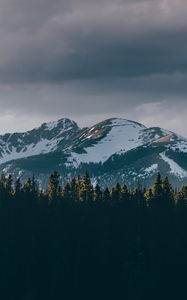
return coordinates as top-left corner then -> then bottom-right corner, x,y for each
0,171 -> 187,300
0,171 -> 186,206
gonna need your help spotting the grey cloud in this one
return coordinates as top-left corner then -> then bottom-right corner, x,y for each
0,0 -> 187,82
0,72 -> 186,117
0,0 -> 186,136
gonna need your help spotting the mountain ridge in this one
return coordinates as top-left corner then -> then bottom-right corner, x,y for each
0,117 -> 187,187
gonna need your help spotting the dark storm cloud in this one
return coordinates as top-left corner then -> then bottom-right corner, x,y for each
0,0 -> 187,82
0,0 -> 187,135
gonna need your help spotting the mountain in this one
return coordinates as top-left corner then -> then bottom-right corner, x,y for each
0,117 -> 187,188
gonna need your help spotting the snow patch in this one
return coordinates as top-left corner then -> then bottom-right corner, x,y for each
68,119 -> 145,166
45,121 -> 59,130
160,152 -> 187,178
0,138 -> 61,164
144,164 -> 158,174
169,140 -> 187,153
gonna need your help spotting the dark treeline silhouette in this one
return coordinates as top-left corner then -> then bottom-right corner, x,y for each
0,171 -> 187,299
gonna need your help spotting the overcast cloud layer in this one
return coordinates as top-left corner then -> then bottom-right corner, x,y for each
0,0 -> 187,136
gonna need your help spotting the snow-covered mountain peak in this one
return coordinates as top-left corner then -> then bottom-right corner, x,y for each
95,118 -> 146,129
0,117 -> 80,165
1,116 -> 187,188
41,118 -> 79,132
67,118 -> 148,166
66,119 -> 187,169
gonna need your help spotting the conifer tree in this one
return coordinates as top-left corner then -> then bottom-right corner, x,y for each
151,173 -> 164,208
5,174 -> 13,196
111,187 -> 116,202
122,184 -> 130,202
70,177 -> 79,202
0,173 -> 6,189
14,178 -> 22,195
153,173 -> 163,198
63,182 -> 71,202
94,183 -> 103,202
115,182 -> 123,201
47,171 -> 60,204
103,187 -> 111,202
177,186 -> 187,207
31,175 -> 38,196
144,188 -> 153,206
133,188 -> 145,209
81,172 -> 94,202
23,177 -> 32,194
162,176 -> 174,207
0,174 -> 7,206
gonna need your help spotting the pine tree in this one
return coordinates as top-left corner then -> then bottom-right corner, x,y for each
63,182 -> 71,201
115,182 -> 123,201
150,173 -> 164,207
31,175 -> 38,196
94,183 -> 103,202
133,188 -> 145,209
153,173 -> 163,199
103,187 -> 111,202
0,174 -> 7,207
122,184 -> 130,202
0,173 -> 6,189
70,177 -> 79,202
144,188 -> 153,206
47,171 -> 60,204
81,172 -> 94,203
162,176 -> 174,207
111,187 -> 116,202
77,176 -> 85,202
14,178 -> 22,195
177,186 -> 187,207
5,174 -> 13,196
23,177 -> 32,194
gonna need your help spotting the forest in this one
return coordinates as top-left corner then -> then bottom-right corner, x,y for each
0,171 -> 187,300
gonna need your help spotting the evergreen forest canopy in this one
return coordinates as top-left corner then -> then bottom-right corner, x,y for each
0,171 -> 187,299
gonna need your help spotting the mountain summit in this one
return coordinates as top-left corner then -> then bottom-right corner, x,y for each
0,117 -> 187,187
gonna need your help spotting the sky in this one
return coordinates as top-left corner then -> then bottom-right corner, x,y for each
0,0 -> 187,136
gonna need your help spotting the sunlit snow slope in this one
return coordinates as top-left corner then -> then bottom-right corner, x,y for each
0,118 -> 79,164
68,119 -> 146,166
